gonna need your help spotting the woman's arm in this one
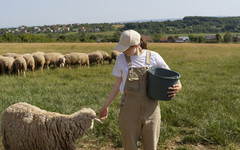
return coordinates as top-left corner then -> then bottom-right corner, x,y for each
99,76 -> 122,120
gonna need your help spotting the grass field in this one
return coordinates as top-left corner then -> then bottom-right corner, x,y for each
0,43 -> 240,149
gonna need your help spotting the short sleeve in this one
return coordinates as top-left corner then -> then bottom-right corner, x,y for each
152,51 -> 170,69
112,56 -> 122,77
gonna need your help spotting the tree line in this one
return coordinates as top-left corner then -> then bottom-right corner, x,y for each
0,16 -> 240,43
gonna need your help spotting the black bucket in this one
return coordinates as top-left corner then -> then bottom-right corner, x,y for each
147,68 -> 181,101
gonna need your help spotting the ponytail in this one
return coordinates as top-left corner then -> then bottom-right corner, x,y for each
140,36 -> 148,49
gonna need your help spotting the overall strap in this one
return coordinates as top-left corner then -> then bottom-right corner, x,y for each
124,54 -> 132,66
146,50 -> 151,65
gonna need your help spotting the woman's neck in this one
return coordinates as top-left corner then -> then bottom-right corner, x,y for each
134,47 -> 143,56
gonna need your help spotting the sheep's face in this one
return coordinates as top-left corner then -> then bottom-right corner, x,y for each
73,108 -> 97,130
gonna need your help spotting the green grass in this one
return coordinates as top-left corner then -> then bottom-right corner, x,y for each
0,43 -> 240,149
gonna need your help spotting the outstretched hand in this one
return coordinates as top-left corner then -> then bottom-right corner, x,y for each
168,82 -> 182,98
99,107 -> 109,120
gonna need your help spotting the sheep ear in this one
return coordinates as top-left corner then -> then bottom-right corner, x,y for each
93,116 -> 103,124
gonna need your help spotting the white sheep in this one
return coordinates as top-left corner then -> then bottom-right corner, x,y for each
44,52 -> 65,69
1,102 -> 102,150
95,50 -> 112,64
32,52 -> 45,73
0,57 -> 15,75
13,57 -> 27,77
111,50 -> 121,61
88,52 -> 104,66
22,53 -> 35,71
64,52 -> 89,68
3,53 -> 21,59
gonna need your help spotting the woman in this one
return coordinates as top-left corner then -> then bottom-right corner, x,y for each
99,30 -> 182,150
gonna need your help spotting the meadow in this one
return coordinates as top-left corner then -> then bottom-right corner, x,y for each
0,43 -> 240,150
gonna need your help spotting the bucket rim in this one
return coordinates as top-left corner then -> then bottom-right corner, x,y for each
148,67 -> 181,79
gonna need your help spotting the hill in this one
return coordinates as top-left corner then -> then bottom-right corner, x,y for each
0,16 -> 240,43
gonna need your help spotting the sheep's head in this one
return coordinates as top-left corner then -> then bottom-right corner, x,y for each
108,57 -> 113,64
59,57 -> 66,67
72,108 -> 102,130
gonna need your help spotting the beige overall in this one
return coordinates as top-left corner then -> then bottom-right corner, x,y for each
119,50 -> 161,150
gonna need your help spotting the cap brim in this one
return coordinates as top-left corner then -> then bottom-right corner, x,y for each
114,44 -> 129,52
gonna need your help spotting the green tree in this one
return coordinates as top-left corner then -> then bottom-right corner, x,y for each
57,35 -> 66,42
152,34 -> 162,42
2,33 -> 15,42
223,32 -> 232,43
197,36 -> 205,43
216,33 -> 222,42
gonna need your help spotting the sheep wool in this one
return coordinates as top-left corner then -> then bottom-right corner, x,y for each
95,50 -> 112,64
22,53 -> 35,71
88,52 -> 104,65
13,57 -> 27,77
64,52 -> 89,68
1,102 -> 99,150
3,53 -> 21,59
0,57 -> 15,75
32,52 -> 45,72
44,53 -> 65,69
111,50 -> 121,61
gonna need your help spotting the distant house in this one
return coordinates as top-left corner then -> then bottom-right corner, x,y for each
21,30 -> 28,34
142,35 -> 153,42
80,26 -> 86,32
167,36 -> 175,43
73,29 -> 78,32
159,36 -> 175,43
205,35 -> 217,42
160,38 -> 169,43
175,36 -> 190,43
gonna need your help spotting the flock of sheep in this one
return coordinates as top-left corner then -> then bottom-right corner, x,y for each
0,50 -> 121,77
0,50 -> 122,149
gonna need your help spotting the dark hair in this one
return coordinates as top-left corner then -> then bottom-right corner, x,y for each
140,36 -> 147,49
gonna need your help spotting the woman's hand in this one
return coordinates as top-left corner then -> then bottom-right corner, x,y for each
99,107 -> 109,120
168,82 -> 182,98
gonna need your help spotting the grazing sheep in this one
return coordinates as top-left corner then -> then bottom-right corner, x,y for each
0,57 -> 15,75
111,50 -> 121,61
95,50 -> 112,64
1,102 -> 102,150
44,52 -> 65,69
13,57 -> 27,77
32,52 -> 45,72
22,53 -> 35,71
3,53 -> 21,59
64,52 -> 89,68
88,52 -> 104,66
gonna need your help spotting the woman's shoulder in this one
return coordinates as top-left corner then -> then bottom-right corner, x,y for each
116,53 -> 125,60
146,50 -> 161,58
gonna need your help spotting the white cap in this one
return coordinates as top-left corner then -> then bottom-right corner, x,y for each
114,30 -> 141,52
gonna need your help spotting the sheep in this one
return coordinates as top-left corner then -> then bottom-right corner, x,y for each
88,52 -> 104,66
3,53 -> 21,59
1,102 -> 102,150
22,53 -> 35,71
44,52 -> 65,69
32,52 -> 45,72
111,50 -> 121,61
13,57 -> 27,77
0,57 -> 15,75
95,50 -> 112,64
64,52 -> 89,68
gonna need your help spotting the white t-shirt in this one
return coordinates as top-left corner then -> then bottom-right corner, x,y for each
112,50 -> 169,93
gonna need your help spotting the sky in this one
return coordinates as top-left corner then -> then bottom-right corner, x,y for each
0,0 -> 240,28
